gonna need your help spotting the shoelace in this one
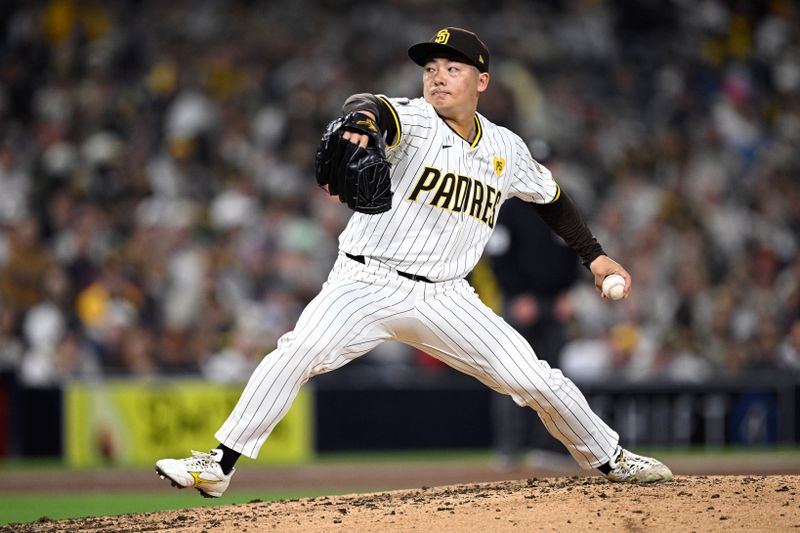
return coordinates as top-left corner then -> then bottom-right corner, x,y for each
608,447 -> 624,469
615,450 -> 658,474
185,450 -> 218,469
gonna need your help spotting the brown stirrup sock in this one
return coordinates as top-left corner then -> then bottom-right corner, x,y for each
216,444 -> 241,475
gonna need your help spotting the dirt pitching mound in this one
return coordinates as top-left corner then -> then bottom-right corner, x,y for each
6,475 -> 799,532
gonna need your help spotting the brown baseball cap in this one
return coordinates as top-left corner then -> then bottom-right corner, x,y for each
408,27 -> 490,73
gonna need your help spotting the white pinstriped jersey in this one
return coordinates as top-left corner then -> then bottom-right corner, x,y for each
214,98 -> 621,471
339,96 -> 560,282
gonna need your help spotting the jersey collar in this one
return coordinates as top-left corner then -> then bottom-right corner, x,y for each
440,114 -> 483,150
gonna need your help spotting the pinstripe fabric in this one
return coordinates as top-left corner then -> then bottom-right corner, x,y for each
216,255 -> 415,458
216,254 -> 618,468
339,97 -> 559,282
215,97 -> 617,468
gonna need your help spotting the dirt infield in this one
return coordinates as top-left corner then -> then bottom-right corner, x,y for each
4,475 -> 799,532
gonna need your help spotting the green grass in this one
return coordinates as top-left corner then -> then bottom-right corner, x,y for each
0,450 -> 489,526
0,488 -> 358,527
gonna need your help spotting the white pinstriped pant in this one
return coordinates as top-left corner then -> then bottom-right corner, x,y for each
216,253 -> 619,469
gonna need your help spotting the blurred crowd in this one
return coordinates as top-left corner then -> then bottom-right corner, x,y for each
0,0 -> 798,387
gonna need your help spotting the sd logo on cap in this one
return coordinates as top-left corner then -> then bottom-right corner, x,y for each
408,27 -> 490,73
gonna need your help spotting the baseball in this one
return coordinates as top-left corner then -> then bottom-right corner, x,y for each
602,274 -> 626,300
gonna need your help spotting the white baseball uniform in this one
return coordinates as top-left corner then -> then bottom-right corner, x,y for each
215,96 -> 619,469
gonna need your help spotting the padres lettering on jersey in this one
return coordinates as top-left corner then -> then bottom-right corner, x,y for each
339,96 -> 559,282
406,167 -> 501,228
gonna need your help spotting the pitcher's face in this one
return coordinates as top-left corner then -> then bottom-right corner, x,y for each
422,57 -> 488,118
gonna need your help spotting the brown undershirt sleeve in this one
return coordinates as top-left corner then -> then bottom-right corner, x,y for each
532,190 -> 605,268
342,93 -> 398,146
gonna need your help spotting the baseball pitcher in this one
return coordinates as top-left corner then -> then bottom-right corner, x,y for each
156,27 -> 672,498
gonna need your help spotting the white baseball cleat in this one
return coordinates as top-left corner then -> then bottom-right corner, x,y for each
602,446 -> 673,484
155,449 -> 234,498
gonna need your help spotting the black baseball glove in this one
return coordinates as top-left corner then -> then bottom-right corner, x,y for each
314,111 -> 392,214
